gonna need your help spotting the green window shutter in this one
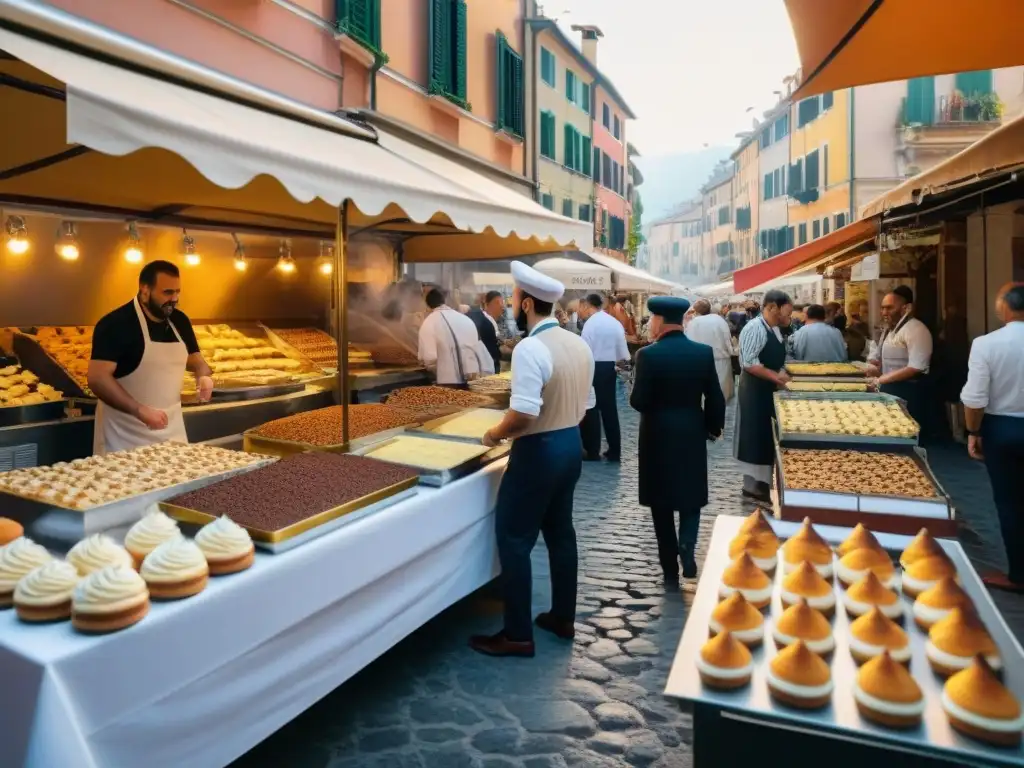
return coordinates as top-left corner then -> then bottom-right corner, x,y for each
956,70 -> 993,97
581,136 -> 592,176
566,70 -> 576,103
453,0 -> 468,102
821,91 -> 834,110
428,0 -> 450,97
564,124 -> 574,168
593,147 -> 602,182
540,112 -> 556,159
337,0 -> 382,52
495,32 -> 524,137
905,77 -> 935,125
562,198 -> 573,217
823,145 -> 829,186
812,219 -> 821,239
805,149 -> 820,190
823,216 -> 831,235
798,223 -> 807,245
540,48 -> 555,86
581,83 -> 590,113
764,172 -> 773,200
836,212 -> 846,228
575,132 -> 584,173
495,32 -> 507,134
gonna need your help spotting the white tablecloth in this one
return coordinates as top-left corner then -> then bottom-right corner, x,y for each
0,460 -> 506,768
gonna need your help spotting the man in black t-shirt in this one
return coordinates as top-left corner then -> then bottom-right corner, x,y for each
88,260 -> 213,454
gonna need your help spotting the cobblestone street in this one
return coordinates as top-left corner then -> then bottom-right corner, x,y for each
233,384 -> 1023,768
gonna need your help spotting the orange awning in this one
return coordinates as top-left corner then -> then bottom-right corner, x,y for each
732,217 -> 880,294
861,112 -> 1024,217
787,0 -> 1024,100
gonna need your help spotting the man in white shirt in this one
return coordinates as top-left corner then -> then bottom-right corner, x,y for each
961,283 -> 1024,591
470,262 -> 595,658
417,288 -> 490,386
867,286 -> 933,428
685,299 -> 735,401
578,293 -> 629,462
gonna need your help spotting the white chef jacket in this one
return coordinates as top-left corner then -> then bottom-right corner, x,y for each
961,321 -> 1024,417
511,318 -> 596,415
685,313 -> 733,360
581,310 -> 629,363
869,315 -> 932,374
418,306 -> 486,385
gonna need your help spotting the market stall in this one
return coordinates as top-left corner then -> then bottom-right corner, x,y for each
532,256 -> 613,292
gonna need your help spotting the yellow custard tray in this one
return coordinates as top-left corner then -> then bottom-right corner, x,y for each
160,475 -> 419,552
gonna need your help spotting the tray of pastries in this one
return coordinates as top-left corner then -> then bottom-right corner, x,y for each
14,327 -> 94,398
665,514 -> 1024,764
194,324 -> 312,381
0,362 -> 66,425
776,444 -> 950,520
786,382 -> 870,393
264,327 -> 372,372
785,362 -> 869,378
385,385 -> 499,412
353,434 -> 508,486
161,452 -> 419,551
775,394 -> 919,445
410,407 -> 508,444
351,342 -> 420,367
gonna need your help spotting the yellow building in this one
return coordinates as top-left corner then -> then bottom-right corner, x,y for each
731,135 -> 759,268
788,89 -> 852,248
700,163 -> 736,278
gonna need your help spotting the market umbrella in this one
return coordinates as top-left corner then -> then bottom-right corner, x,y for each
787,0 -> 1024,100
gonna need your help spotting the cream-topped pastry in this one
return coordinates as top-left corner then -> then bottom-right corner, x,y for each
780,560 -> 836,615
727,531 -> 779,573
14,560 -> 79,622
125,508 -> 182,566
854,651 -> 925,728
767,640 -> 833,709
912,576 -> 973,630
849,607 -> 910,664
902,554 -> 957,598
926,607 -> 1001,676
772,599 -> 835,655
899,527 -> 944,569
836,546 -> 896,588
71,564 -> 149,633
718,553 -> 772,608
709,592 -> 764,647
141,538 -> 209,599
195,515 -> 255,575
842,571 -> 902,619
943,656 -> 1024,746
836,523 -> 881,558
781,518 -> 833,578
0,537 -> 53,606
697,630 -> 753,689
66,534 -> 133,576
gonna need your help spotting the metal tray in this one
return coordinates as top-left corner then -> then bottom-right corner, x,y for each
775,438 -> 952,520
1,459 -> 276,549
160,475 -> 419,545
211,382 -> 307,402
352,436 -> 508,486
241,424 -> 416,458
785,361 -> 870,378
11,331 -> 91,398
0,398 -> 68,427
409,408 -> 508,445
774,392 -> 920,447
664,515 -> 1024,767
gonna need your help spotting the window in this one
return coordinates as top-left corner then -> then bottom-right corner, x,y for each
581,82 -> 590,113
562,198 -> 573,217
821,91 -> 834,111
428,0 -> 469,110
781,165 -> 786,196
593,147 -> 602,182
835,212 -> 847,228
581,136 -> 592,176
955,69 -> 993,97
540,47 -> 555,87
539,111 -> 556,160
804,149 -> 820,190
788,158 -> 803,195
602,154 -> 612,188
672,242 -> 680,256
788,226 -> 795,248
579,204 -> 591,222
564,123 -> 576,169
602,103 -> 610,129
495,32 -> 524,137
718,206 -> 730,225
566,69 -> 577,104
736,206 -> 752,230
823,145 -> 829,187
613,115 -> 621,140
798,223 -> 807,245
905,76 -> 935,125
812,219 -> 821,239
541,193 -> 554,210
773,168 -> 782,197
760,126 -> 772,150
336,0 -> 383,57
774,114 -> 789,141
764,172 -> 774,200
797,96 -> 819,127
608,216 -> 626,250
822,216 -> 830,235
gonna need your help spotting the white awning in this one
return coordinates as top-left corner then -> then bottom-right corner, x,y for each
688,279 -> 734,298
0,2 -> 588,259
743,271 -> 823,294
583,251 -> 677,294
533,258 -> 613,291
470,272 -> 515,287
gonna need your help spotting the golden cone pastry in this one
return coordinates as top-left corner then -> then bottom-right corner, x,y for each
943,656 -> 1024,746
728,531 -> 779,562
902,554 -> 957,597
773,599 -> 835,655
719,553 -> 772,608
782,560 -> 833,598
837,523 -> 882,558
837,546 -> 895,586
900,527 -> 945,568
917,577 -> 972,611
697,631 -> 753,690
739,509 -> 776,538
782,518 -> 833,572
843,571 -> 902,619
709,592 -> 764,646
767,640 -> 833,709
855,651 -> 925,728
849,607 -> 910,663
929,607 -> 998,658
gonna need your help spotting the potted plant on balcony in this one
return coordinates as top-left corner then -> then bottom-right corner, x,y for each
962,95 -> 982,122
978,92 -> 1003,122
947,91 -> 964,122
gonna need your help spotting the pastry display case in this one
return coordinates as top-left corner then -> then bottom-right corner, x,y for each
0,357 -> 68,427
664,515 -> 1024,767
468,372 -> 513,408
161,452 -> 419,553
774,392 -> 919,446
353,434 -> 509,486
263,326 -> 374,374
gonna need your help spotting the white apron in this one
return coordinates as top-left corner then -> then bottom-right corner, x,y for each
93,297 -> 189,455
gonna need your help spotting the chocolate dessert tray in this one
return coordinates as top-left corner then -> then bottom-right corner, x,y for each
773,392 -> 919,447
352,435 -> 510,487
409,408 -> 508,445
1,459 -> 276,549
664,515 -> 1024,766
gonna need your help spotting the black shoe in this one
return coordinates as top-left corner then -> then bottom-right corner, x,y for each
681,551 -> 698,579
663,571 -> 680,586
534,612 -> 575,640
469,631 -> 536,658
583,453 -> 601,462
741,488 -> 771,503
603,451 -> 621,462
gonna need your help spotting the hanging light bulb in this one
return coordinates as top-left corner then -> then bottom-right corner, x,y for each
276,238 -> 296,274
181,229 -> 200,266
232,233 -> 247,272
317,240 -> 334,276
55,221 -> 80,261
4,215 -> 29,255
124,222 -> 143,264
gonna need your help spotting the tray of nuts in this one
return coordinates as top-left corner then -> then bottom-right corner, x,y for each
243,404 -> 425,457
384,385 -> 501,411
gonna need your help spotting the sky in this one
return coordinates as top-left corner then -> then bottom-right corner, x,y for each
549,0 -> 801,156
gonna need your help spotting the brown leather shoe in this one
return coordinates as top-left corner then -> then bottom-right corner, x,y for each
469,631 -> 536,658
534,612 -> 575,640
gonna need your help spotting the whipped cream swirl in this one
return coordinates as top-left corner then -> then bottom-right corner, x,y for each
195,516 -> 253,559
0,537 -> 53,591
67,534 -> 133,576
14,560 -> 79,606
125,508 -> 182,555
141,538 -> 208,582
73,565 -> 148,613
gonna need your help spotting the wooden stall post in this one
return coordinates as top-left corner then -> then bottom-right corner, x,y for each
335,199 -> 351,446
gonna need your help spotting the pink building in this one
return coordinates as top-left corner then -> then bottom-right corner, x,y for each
571,25 -> 635,260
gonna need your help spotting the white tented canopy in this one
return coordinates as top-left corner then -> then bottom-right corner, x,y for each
688,279 -> 734,298
584,251 -> 677,293
533,257 -> 613,291
0,0 -> 590,261
743,271 -> 823,295
470,272 -> 515,288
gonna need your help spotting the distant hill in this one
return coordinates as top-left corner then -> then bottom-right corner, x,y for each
635,146 -> 733,221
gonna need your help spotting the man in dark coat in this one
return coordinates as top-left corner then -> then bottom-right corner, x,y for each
467,290 -> 503,373
630,296 -> 726,583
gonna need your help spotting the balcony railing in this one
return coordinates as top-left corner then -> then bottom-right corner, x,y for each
901,92 -> 1003,128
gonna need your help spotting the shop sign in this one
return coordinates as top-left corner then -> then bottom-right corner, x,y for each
851,253 -> 880,281
567,274 -> 612,290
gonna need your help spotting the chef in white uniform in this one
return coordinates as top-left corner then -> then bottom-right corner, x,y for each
88,260 -> 213,455
867,286 -> 933,426
417,287 -> 493,387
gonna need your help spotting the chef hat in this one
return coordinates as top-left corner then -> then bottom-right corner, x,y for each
647,296 -> 690,324
511,261 -> 565,304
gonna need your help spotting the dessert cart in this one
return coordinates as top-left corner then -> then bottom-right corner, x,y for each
664,515 -> 1024,767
